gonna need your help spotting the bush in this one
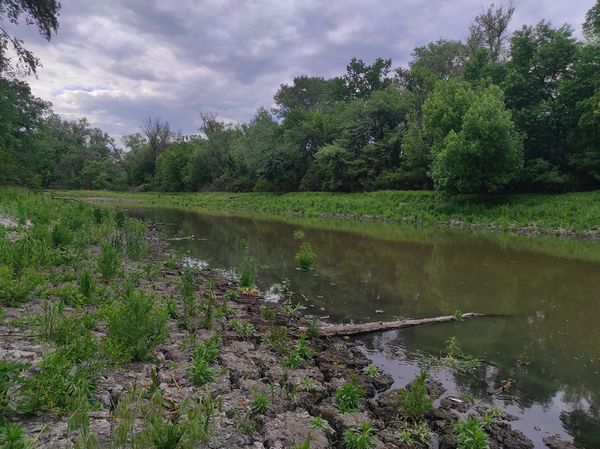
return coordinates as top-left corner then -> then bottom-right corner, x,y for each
335,377 -> 364,413
295,242 -> 316,270
397,371 -> 432,421
105,290 -> 168,362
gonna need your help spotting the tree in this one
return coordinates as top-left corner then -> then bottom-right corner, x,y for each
424,82 -> 523,193
0,0 -> 61,77
467,2 -> 515,62
274,76 -> 339,116
343,57 -> 392,99
583,0 -> 600,41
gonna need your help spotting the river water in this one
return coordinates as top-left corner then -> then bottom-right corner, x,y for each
126,206 -> 600,449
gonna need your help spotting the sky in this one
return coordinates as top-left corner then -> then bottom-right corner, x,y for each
16,0 -> 596,138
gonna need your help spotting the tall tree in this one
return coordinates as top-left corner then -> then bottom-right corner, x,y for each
0,0 -> 61,77
467,2 -> 515,62
583,0 -> 600,41
343,57 -> 392,99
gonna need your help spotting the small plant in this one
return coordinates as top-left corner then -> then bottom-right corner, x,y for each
263,325 -> 289,354
0,422 -> 33,449
396,420 -> 432,447
454,309 -> 464,321
226,290 -> 237,301
114,209 -> 126,228
343,421 -> 376,449
335,377 -> 364,413
293,230 -> 305,240
483,406 -> 502,428
364,364 -> 380,378
292,439 -> 311,449
284,350 -> 304,369
78,271 -> 96,300
296,333 -> 315,360
0,361 -> 34,415
250,389 -> 272,416
188,358 -> 215,386
238,255 -> 258,288
98,244 -> 121,280
193,334 -> 221,364
260,303 -> 275,320
51,223 -> 71,248
397,371 -> 432,421
442,337 -> 480,373
105,290 -> 168,362
295,242 -> 316,270
309,415 -> 331,432
41,299 -> 63,341
299,377 -> 315,392
454,417 -> 489,449
307,317 -> 320,339
229,319 -> 256,339
166,297 -> 179,319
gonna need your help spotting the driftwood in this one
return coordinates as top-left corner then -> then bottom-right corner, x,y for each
314,312 -> 485,337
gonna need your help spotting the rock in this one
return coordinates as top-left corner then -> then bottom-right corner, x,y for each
543,435 -> 578,449
487,421 -> 534,449
263,410 -> 331,449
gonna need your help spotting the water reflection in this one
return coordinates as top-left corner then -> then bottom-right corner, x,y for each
126,207 -> 600,448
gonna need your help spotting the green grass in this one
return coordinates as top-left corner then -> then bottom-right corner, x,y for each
59,189 -> 600,235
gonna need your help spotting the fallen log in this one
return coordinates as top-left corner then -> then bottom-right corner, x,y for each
313,312 -> 485,337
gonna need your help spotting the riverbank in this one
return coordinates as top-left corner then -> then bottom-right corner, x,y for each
58,189 -> 600,239
0,187 -> 560,448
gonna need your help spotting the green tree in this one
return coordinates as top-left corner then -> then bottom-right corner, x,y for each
0,0 -> 61,77
425,82 -> 523,193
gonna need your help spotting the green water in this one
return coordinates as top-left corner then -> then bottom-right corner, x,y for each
127,206 -> 600,449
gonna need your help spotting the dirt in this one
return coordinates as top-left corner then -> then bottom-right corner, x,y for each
1,225 -> 556,449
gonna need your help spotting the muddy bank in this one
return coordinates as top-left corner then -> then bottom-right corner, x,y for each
2,225 -> 577,449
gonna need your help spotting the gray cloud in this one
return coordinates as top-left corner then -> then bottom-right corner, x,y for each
20,0 -> 595,139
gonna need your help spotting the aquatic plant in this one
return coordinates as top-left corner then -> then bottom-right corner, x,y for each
295,242 -> 316,270
343,421 -> 376,449
335,377 -> 364,413
397,371 -> 432,421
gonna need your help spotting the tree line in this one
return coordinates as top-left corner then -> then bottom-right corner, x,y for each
1,1 -> 600,194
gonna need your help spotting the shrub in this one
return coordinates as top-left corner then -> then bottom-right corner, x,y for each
454,417 -> 489,449
98,245 -> 121,280
343,421 -> 376,449
335,377 -> 364,413
105,290 -> 168,362
397,371 -> 432,421
295,242 -> 316,270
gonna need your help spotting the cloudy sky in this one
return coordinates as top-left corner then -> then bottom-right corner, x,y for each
19,0 -> 595,138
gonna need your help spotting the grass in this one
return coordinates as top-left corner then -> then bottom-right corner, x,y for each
343,421 -> 377,449
397,371 -> 433,421
59,189 -> 600,235
335,377 -> 364,413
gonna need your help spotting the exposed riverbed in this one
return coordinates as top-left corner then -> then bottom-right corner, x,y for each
125,206 -> 600,449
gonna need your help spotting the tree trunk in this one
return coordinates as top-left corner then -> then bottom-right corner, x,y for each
313,312 -> 485,337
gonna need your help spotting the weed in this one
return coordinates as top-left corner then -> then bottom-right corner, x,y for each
307,317 -> 320,339
295,333 -> 315,360
295,242 -> 316,270
238,255 -> 258,288
397,371 -> 432,421
483,406 -> 502,428
0,422 -> 32,449
105,290 -> 168,362
78,271 -> 96,300
300,377 -> 315,391
309,415 -> 331,432
292,439 -> 311,449
0,361 -> 34,414
454,417 -> 489,449
343,421 -> 376,449
41,299 -> 63,340
166,297 -> 179,319
364,364 -> 380,378
163,255 -> 178,270
396,420 -> 432,447
97,244 -> 121,281
335,377 -> 364,413
260,303 -> 275,320
250,389 -> 272,416
193,334 -> 221,364
51,224 -> 71,248
114,210 -> 126,228
454,309 -> 464,321
263,325 -> 289,354
229,319 -> 256,339
293,229 -> 305,239
188,358 -> 215,386
442,337 -> 480,373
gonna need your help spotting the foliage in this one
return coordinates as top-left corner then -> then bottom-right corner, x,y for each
454,417 -> 490,449
104,290 -> 168,362
343,421 -> 377,449
397,371 -> 433,421
295,242 -> 316,270
250,389 -> 272,415
335,377 -> 364,413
